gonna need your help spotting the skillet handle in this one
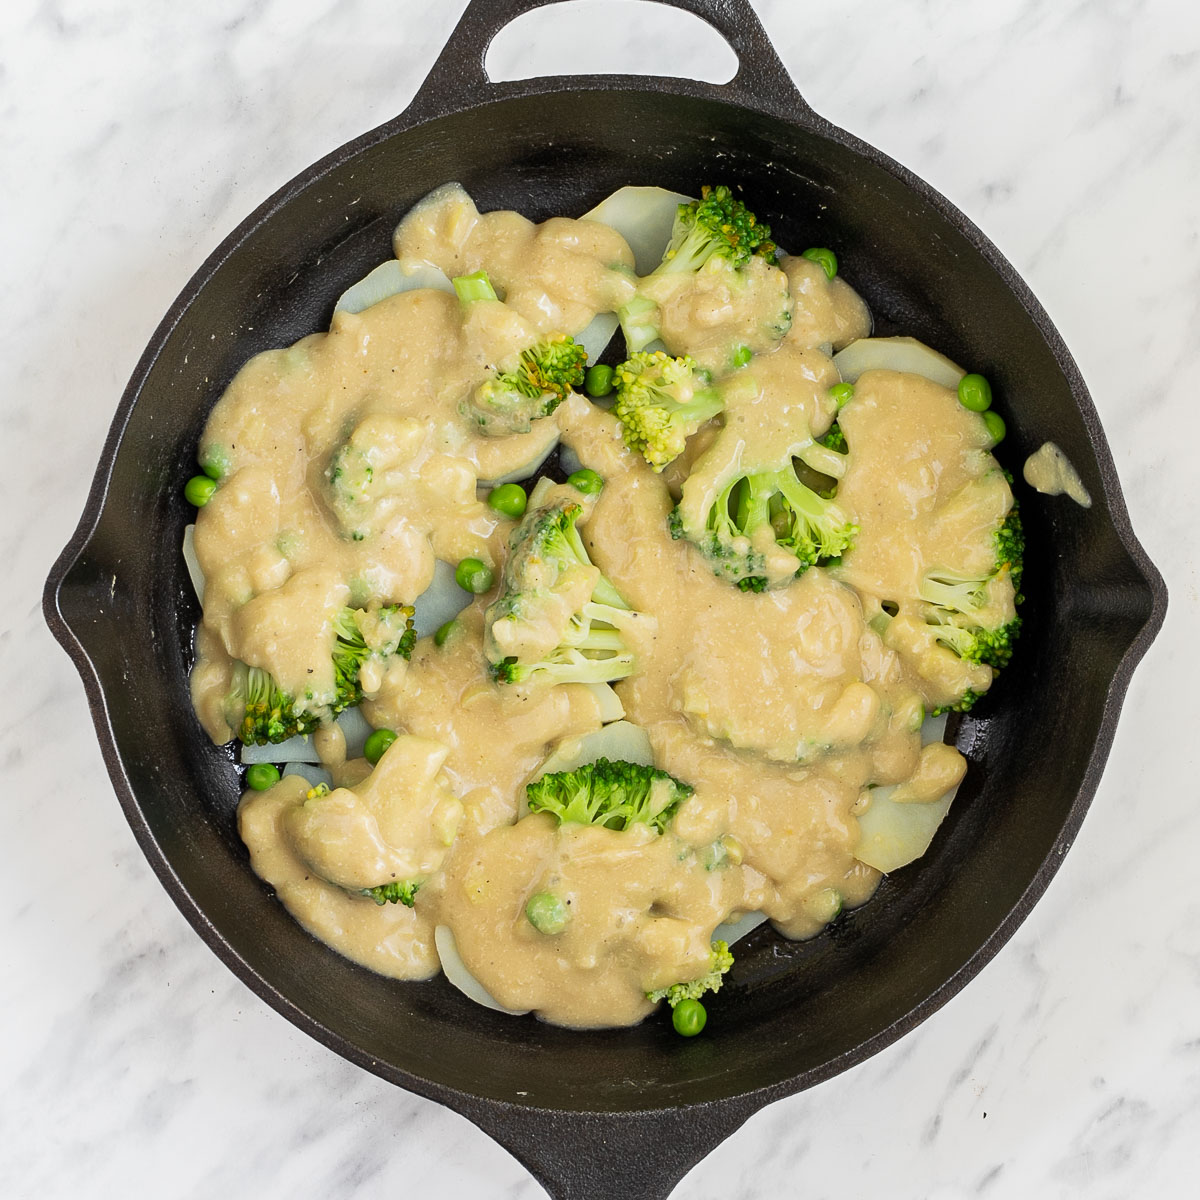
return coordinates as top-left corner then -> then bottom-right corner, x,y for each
405,0 -> 812,122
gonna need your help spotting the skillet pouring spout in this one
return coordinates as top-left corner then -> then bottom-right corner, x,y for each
43,0 -> 1167,1197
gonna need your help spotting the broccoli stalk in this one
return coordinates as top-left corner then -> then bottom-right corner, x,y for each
612,351 -> 724,471
453,270 -> 587,435
618,185 -> 783,354
452,270 -> 496,304
229,603 -> 415,745
526,758 -> 694,833
646,940 -> 734,1006
486,498 -> 646,687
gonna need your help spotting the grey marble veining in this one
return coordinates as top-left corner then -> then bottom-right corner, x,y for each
3,1 -> 1198,1197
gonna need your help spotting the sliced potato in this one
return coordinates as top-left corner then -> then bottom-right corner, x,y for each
182,524 -> 204,603
574,312 -> 620,363
334,261 -> 454,315
412,558 -> 472,639
920,711 -> 949,746
853,782 -> 959,873
280,762 -> 334,791
582,185 -> 693,277
713,910 -> 768,946
833,337 -> 965,389
242,736 -> 316,765
335,706 -> 372,759
435,924 -> 529,1015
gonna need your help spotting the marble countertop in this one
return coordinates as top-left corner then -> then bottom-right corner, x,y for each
3,1 -> 1197,1196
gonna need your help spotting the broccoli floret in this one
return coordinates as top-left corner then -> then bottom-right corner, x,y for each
995,504 -> 1025,598
330,605 -> 416,704
932,688 -> 981,717
661,186 -> 777,274
453,270 -> 587,435
737,575 -> 769,594
618,186 -> 784,353
230,664 -> 323,745
324,412 -> 441,541
526,758 -> 694,833
922,604 -> 1021,671
919,499 -> 1025,673
817,422 -> 847,454
229,603 -> 415,745
360,879 -> 421,907
326,441 -> 374,540
646,941 -> 734,1006
672,435 -> 858,590
485,498 -> 643,686
612,351 -> 724,471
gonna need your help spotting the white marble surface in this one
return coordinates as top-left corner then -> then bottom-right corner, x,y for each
2,0 -> 1197,1196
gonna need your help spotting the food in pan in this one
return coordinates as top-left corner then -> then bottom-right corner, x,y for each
182,183 -> 1023,1031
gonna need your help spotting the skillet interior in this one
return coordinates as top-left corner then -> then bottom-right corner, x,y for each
46,79 -> 1164,1192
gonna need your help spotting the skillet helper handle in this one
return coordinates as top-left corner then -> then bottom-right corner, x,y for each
406,0 -> 812,121
469,1100 -> 759,1200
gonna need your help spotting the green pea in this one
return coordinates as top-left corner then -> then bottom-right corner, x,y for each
730,345 -> 753,369
585,364 -> 615,397
567,468 -> 604,495
525,892 -> 569,935
802,247 -> 838,279
957,373 -> 992,412
672,998 -> 707,1037
363,728 -> 397,766
245,763 -> 280,791
981,409 -> 1006,445
199,445 -> 230,480
434,619 -> 458,647
455,557 -> 494,594
488,482 -> 527,519
184,475 -> 217,507
829,382 -> 855,408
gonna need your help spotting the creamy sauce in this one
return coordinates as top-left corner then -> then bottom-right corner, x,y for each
1024,441 -> 1092,507
188,184 -> 1017,1029
239,775 -> 441,978
781,255 -> 872,351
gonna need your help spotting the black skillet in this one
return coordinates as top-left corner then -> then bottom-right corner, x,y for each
43,1 -> 1167,1197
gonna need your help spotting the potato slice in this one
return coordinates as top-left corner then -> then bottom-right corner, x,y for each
853,783 -> 959,873
833,336 -> 965,389
435,924 -> 529,1016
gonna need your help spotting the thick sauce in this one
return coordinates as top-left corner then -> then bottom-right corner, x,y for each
196,186 -> 1012,1028
1024,440 -> 1092,507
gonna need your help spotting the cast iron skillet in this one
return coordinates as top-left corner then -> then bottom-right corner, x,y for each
44,1 -> 1167,1196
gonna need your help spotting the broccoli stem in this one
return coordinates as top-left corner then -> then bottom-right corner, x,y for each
453,271 -> 498,303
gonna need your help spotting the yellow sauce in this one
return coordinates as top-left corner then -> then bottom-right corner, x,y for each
193,185 -> 1016,1028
